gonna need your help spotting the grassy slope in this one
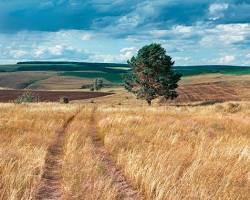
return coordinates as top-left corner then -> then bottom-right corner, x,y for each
0,62 -> 250,85
0,72 -> 54,89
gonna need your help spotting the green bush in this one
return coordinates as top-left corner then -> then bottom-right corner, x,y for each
60,96 -> 69,104
15,91 -> 39,103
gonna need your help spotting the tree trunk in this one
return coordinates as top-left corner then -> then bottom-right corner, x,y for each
147,99 -> 151,106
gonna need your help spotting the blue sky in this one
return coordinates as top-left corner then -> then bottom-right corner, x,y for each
0,0 -> 250,65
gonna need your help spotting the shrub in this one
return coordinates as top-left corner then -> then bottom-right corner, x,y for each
91,79 -> 104,91
60,96 -> 69,104
15,91 -> 39,104
225,103 -> 241,113
81,84 -> 92,89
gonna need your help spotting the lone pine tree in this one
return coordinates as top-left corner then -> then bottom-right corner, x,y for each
124,43 -> 182,105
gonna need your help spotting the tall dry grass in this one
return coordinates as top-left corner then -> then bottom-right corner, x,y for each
0,103 -> 77,200
96,102 -> 250,200
0,102 -> 249,200
62,106 -> 118,199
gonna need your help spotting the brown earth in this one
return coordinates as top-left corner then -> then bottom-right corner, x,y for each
78,81 -> 250,106
162,81 -> 250,103
176,82 -> 239,102
28,76 -> 95,90
0,72 -> 54,89
0,90 -> 113,102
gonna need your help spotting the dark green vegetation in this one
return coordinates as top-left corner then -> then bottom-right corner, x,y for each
0,61 -> 249,84
124,43 -> 181,105
176,65 -> 250,76
15,91 -> 39,104
90,79 -> 104,91
60,71 -> 123,83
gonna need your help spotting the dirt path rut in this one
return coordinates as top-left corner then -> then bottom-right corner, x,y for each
89,108 -> 144,200
33,114 -> 77,200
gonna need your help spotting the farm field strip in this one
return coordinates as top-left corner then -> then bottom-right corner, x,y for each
176,82 -> 241,102
0,90 -> 113,102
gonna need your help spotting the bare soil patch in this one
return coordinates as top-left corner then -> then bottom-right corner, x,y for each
170,82 -> 246,103
0,90 -> 113,102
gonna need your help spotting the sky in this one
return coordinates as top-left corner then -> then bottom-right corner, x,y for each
0,0 -> 250,65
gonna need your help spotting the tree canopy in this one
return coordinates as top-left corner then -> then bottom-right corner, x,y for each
124,43 -> 182,105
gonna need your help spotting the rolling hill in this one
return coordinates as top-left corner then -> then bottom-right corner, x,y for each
0,62 -> 250,89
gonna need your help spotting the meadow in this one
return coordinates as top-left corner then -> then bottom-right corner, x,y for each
0,98 -> 249,200
0,61 -> 250,199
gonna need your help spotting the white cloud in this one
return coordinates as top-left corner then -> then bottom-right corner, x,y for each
1,44 -> 89,62
34,47 -> 46,57
173,25 -> 193,33
120,47 -> 137,60
246,53 -> 250,58
89,47 -> 137,63
9,50 -> 28,58
90,54 -> 117,63
209,3 -> 229,20
218,55 -> 235,64
48,45 -> 64,55
150,30 -> 168,38
200,23 -> 250,46
175,56 -> 191,62
81,33 -> 93,41
117,15 -> 140,29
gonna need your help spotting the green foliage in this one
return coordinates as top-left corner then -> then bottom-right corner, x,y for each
61,71 -> 124,83
15,91 -> 39,103
59,96 -> 69,104
124,43 -> 182,105
91,78 -> 104,91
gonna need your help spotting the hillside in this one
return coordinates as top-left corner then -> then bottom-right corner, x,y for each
0,62 -> 250,89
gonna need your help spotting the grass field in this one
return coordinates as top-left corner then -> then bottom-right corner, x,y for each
0,63 -> 250,199
0,101 -> 249,200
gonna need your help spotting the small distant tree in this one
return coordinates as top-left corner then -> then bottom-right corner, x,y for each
15,91 -> 39,103
91,78 -> 104,91
59,96 -> 69,104
124,43 -> 182,105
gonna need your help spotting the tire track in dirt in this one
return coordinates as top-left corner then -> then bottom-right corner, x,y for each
33,112 -> 78,200
89,107 -> 144,200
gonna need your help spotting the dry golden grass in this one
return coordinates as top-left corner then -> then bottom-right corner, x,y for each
62,106 -> 119,199
0,104 -> 118,200
95,102 -> 250,199
0,103 -> 77,199
0,101 -> 249,200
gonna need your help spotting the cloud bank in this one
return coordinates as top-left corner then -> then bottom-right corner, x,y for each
0,0 -> 250,65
